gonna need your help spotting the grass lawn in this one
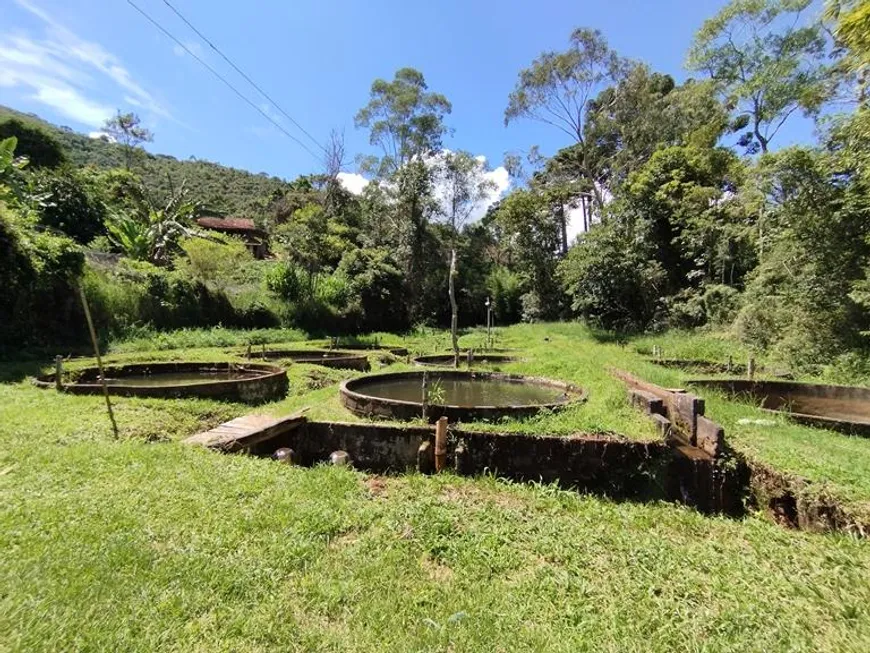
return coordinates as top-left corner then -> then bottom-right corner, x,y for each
2,322 -> 870,650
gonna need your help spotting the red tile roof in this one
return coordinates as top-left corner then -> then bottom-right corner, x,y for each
196,216 -> 262,232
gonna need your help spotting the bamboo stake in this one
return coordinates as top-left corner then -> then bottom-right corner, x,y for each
78,283 -> 118,439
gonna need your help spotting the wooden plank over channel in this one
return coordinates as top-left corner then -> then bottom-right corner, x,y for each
185,412 -> 307,452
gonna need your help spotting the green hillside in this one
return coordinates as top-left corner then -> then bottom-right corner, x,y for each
0,105 -> 293,217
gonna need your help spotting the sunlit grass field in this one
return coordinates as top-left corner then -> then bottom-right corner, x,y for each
2,322 -> 870,651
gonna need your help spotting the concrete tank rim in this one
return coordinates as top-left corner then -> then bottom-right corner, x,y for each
412,353 -> 518,368
34,360 -> 287,396
339,369 -> 586,414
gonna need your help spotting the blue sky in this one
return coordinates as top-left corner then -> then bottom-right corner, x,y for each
1,0 -> 822,192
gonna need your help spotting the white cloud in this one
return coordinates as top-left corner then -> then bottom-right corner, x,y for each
337,172 -> 370,195
479,164 -> 510,219
88,130 -> 114,141
1,0 -> 170,127
336,152 -> 510,223
172,41 -> 203,59
32,85 -> 113,125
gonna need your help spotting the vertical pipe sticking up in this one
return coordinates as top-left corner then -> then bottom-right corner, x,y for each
78,284 -> 118,439
435,416 -> 448,472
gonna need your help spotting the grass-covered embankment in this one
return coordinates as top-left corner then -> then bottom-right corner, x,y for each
2,322 -> 870,650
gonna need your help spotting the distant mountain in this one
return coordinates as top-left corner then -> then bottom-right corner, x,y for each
0,105 -> 293,217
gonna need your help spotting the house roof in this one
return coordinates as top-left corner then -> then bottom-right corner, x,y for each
196,216 -> 263,233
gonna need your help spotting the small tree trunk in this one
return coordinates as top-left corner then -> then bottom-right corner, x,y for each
449,248 -> 459,367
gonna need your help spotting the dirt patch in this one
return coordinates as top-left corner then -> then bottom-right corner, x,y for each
420,553 -> 454,582
439,484 -> 527,511
743,457 -> 870,535
327,531 -> 360,549
364,476 -> 389,498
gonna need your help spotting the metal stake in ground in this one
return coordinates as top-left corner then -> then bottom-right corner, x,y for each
78,283 -> 119,439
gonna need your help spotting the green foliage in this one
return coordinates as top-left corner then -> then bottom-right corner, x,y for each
265,261 -> 305,303
687,0 -> 829,153
826,0 -> 870,99
559,221 -> 665,332
354,68 -> 452,177
491,189 -> 564,319
175,235 -> 253,291
29,167 -> 108,243
336,247 -> 408,332
621,144 -> 751,293
0,105 -> 294,219
0,202 -> 85,352
106,182 -> 201,265
0,116 -> 66,168
274,203 -> 342,282
486,266 -> 523,324
106,213 -> 150,261
84,258 -> 279,337
734,147 -> 870,365
102,111 -> 153,170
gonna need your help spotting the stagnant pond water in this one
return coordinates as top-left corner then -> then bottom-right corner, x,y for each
356,376 -> 568,406
100,371 -> 264,387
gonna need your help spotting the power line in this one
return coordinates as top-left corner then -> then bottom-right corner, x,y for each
125,0 -> 323,163
159,0 -> 326,155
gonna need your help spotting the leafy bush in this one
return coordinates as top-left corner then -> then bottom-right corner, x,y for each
265,261 -> 305,303
0,117 -> 67,168
176,235 -> 253,290
486,266 -> 523,324
559,221 -> 666,332
336,247 -> 408,333
83,258 -> 280,337
0,203 -> 85,352
30,167 -> 108,243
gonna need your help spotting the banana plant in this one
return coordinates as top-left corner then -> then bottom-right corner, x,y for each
107,180 -> 203,264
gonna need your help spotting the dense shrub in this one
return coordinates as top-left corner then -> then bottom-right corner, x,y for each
83,259 -> 279,337
486,266 -> 523,325
559,221 -> 666,332
30,167 -> 108,243
336,247 -> 408,333
0,204 -> 85,353
0,117 -> 67,169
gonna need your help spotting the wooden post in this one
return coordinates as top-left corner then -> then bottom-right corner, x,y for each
748,357 -> 756,380
467,349 -> 473,366
246,343 -> 251,360
727,355 -> 733,373
78,284 -> 118,439
435,416 -> 448,472
54,355 -> 63,390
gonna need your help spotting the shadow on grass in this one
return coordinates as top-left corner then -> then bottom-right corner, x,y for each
0,360 -> 51,383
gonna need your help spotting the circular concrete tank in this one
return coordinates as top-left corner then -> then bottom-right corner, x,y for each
36,361 -> 288,404
340,370 -> 584,422
690,378 -> 870,436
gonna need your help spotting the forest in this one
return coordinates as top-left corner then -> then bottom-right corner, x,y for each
1,0 -> 868,376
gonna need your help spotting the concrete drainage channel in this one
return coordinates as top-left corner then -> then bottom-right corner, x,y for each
613,369 -> 870,536
183,370 -> 869,535
188,414 -> 711,508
